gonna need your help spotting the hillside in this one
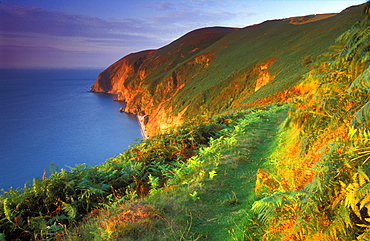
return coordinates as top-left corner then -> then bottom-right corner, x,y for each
0,2 -> 369,240
91,3 -> 365,137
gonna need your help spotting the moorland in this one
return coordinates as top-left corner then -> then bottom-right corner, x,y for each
1,2 -> 369,240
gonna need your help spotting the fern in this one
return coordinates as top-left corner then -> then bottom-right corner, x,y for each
62,202 -> 76,219
357,228 -> 370,240
3,199 -> 11,222
325,207 -> 352,240
349,65 -> 370,90
351,101 -> 370,127
252,193 -> 284,224
253,9 -> 370,240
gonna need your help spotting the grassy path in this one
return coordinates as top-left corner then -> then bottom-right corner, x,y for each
70,109 -> 288,240
188,111 -> 287,240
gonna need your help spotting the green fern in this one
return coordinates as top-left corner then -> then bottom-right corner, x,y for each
325,207 -> 352,240
253,9 -> 370,240
3,198 -> 11,222
252,193 -> 283,224
351,101 -> 370,127
62,202 -> 76,219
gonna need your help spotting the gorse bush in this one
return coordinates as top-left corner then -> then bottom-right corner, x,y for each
252,6 -> 370,240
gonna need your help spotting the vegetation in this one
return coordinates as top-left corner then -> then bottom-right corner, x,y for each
92,3 -> 364,136
1,2 -> 369,240
72,105 -> 288,240
252,7 -> 370,240
0,114 -> 235,239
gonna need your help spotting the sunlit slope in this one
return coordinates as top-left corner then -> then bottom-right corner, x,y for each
1,3 -> 369,239
91,3 -> 366,136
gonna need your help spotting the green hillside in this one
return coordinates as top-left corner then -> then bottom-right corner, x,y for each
91,3 -> 364,137
1,2 -> 369,240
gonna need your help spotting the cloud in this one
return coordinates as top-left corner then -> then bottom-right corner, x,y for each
0,6 -> 157,40
143,1 -> 236,26
0,44 -> 132,69
0,5 -> 168,67
0,1 -> 254,68
135,0 -> 255,42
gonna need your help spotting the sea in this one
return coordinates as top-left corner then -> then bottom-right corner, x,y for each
0,69 -> 142,191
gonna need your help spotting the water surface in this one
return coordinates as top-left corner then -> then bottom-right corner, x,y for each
0,69 -> 142,190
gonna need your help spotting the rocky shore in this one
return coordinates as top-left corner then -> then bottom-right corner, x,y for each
137,115 -> 148,139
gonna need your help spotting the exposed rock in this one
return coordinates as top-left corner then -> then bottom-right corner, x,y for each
90,4 -> 365,137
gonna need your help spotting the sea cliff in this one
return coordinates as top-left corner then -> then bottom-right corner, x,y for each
91,4 -> 364,137
2,3 -> 369,240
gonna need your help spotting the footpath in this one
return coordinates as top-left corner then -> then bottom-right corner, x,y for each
188,111 -> 287,240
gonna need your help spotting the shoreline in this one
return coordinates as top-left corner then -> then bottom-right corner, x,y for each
137,115 -> 149,140
119,107 -> 148,139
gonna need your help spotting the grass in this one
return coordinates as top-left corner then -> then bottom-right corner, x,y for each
183,109 -> 287,240
71,107 -> 288,240
93,3 -> 365,137
3,4 -> 368,239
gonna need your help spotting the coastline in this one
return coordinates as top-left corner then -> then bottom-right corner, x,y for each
137,115 -> 149,139
119,106 -> 148,139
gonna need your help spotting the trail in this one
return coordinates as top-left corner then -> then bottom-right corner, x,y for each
189,111 -> 287,240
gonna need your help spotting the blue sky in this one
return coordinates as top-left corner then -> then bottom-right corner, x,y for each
0,0 -> 365,68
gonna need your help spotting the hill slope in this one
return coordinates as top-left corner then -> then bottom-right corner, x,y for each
91,3 -> 365,137
0,3 -> 369,240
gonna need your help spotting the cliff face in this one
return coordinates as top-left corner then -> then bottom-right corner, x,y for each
91,4 -> 365,137
91,27 -> 237,136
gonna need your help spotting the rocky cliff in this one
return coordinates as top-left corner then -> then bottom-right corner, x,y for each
91,4 -> 365,137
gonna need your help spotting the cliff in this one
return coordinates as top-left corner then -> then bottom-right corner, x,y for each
91,4 -> 365,137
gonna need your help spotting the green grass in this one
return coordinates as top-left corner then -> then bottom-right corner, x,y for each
93,3 -> 365,133
2,4 -> 368,240
181,109 -> 287,240
57,106 -> 286,240
72,106 -> 288,240
0,104 -> 287,240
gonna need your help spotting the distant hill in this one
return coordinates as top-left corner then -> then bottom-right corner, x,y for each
91,3 -> 366,137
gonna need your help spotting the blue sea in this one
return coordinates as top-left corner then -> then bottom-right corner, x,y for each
0,69 -> 142,190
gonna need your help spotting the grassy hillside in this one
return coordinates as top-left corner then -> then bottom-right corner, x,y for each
250,8 -> 370,239
1,2 -> 369,240
91,3 -> 365,137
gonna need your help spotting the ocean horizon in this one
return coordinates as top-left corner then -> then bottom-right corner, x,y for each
0,68 -> 142,191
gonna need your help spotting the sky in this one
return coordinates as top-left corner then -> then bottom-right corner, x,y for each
0,0 -> 366,69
